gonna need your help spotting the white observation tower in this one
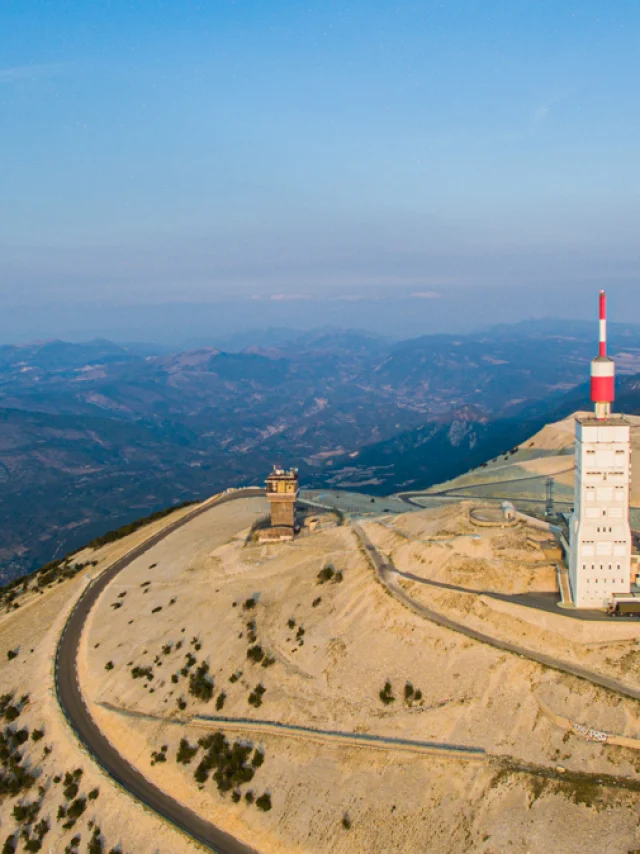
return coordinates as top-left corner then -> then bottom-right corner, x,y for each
568,291 -> 632,608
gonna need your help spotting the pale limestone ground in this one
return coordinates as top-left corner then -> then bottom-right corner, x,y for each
79,497 -> 640,853
0,504 -> 204,854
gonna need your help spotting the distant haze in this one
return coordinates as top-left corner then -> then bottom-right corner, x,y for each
2,282 -> 640,348
1,2 -> 639,341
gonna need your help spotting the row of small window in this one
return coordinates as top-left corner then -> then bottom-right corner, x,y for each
581,540 -> 626,545
581,564 -> 623,570
584,578 -> 625,584
586,450 -> 626,455
584,471 -> 626,478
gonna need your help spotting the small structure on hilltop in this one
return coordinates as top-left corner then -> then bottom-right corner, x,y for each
260,466 -> 299,543
569,291 -> 634,609
470,502 -> 518,528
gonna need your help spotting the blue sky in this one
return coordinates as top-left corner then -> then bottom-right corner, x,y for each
1,1 -> 639,327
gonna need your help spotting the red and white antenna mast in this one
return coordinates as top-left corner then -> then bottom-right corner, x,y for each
590,289 -> 615,419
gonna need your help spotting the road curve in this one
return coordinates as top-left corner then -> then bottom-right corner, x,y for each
352,524 -> 640,702
55,489 -> 265,854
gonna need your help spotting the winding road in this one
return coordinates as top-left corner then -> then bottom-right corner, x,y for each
352,523 -> 640,702
55,490 -> 264,854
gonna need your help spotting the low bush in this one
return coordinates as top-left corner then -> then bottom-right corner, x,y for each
256,792 -> 271,811
176,738 -> 198,764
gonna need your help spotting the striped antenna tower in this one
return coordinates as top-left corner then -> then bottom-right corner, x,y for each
590,289 -> 615,420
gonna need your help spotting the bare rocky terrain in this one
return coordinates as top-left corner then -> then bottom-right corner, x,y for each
2,494 -> 638,853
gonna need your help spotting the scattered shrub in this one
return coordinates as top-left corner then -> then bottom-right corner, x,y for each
6,650 -> 18,661
342,813 -> 352,830
248,684 -> 266,708
31,729 -> 44,742
312,597 -> 321,608
151,606 -> 162,614
177,738 -> 198,764
105,661 -> 114,671
216,692 -> 226,711
131,666 -> 153,681
247,645 -> 264,664
317,566 -> 335,584
189,662 -> 214,701
243,598 -> 257,610
379,681 -> 395,705
256,792 -> 271,811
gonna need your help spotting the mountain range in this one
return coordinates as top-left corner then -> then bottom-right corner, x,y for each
2,319 -> 640,580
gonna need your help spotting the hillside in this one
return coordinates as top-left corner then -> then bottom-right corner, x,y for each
4,494 -> 640,853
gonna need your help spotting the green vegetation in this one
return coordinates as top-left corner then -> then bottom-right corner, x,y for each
403,682 -> 423,705
131,665 -> 153,681
342,814 -> 352,830
248,684 -> 266,708
379,681 -> 395,705
192,732 -> 265,798
105,661 -> 114,671
189,662 -> 214,701
243,597 -> 257,610
86,502 -> 196,550
176,738 -> 199,764
31,729 -> 44,742
312,597 -> 321,607
151,746 -> 168,765
151,606 -> 162,614
247,645 -> 265,664
216,692 -> 226,711
317,565 -> 343,584
6,650 -> 18,661
256,792 -> 272,811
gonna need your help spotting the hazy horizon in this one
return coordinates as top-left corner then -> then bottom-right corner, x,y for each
2,1 -> 639,331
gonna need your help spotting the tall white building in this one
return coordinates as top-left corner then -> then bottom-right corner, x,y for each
569,291 -> 633,608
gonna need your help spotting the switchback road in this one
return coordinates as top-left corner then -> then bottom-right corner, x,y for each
55,489 -> 264,854
352,524 -> 640,702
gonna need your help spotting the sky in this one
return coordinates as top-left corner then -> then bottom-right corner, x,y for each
1,1 -> 639,341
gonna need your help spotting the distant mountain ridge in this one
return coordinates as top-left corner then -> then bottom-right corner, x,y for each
1,320 -> 639,579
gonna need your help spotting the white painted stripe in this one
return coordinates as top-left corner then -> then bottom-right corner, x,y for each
599,319 -> 606,341
591,360 -> 615,377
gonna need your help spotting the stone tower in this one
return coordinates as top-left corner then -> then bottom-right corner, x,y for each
266,467 -> 299,529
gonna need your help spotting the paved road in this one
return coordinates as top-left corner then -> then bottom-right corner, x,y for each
55,489 -> 265,854
352,524 -> 640,702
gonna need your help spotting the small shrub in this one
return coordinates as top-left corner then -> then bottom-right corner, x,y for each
256,792 -> 271,811
243,598 -> 257,610
317,566 -> 334,584
31,729 -> 44,742
110,602 -> 122,610
342,813 -> 352,830
261,656 -> 275,668
312,597 -> 321,607
151,606 -> 162,614
379,681 -> 395,705
245,790 -> 254,804
216,692 -> 226,711
248,684 -> 266,708
229,671 -> 241,683
252,749 -> 264,768
2,836 -> 16,854
287,618 -> 295,629
6,650 -> 18,661
88,788 -> 99,800
176,738 -> 198,764
247,645 -> 265,664
105,661 -> 114,671
189,662 -> 214,701
177,698 -> 187,711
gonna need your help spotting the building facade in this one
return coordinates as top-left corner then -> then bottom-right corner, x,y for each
569,418 -> 632,607
266,467 -> 299,529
